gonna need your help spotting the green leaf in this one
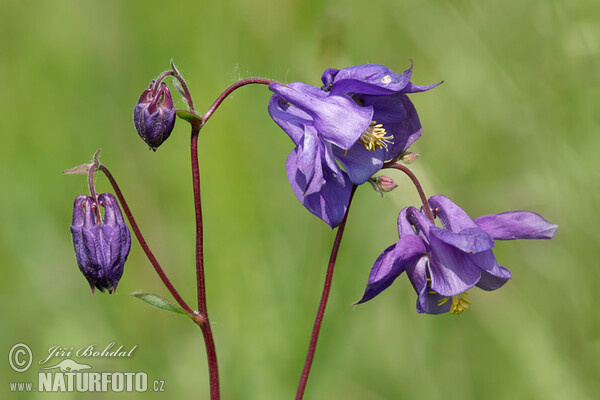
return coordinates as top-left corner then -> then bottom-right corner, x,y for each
130,292 -> 189,315
175,109 -> 202,125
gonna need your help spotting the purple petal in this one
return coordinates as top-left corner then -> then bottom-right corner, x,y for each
72,195 -> 88,226
332,143 -> 385,185
416,285 -> 452,314
404,253 -> 429,295
429,195 -> 478,232
356,235 -> 427,304
429,226 -> 495,254
296,128 -> 324,195
286,150 -> 352,228
362,93 -> 423,159
474,211 -> 558,240
329,64 -> 413,96
476,268 -> 512,291
406,206 -> 435,238
268,94 -> 312,145
467,250 -> 512,282
404,253 -> 453,314
269,82 -> 373,150
401,81 -> 443,93
321,68 -> 340,88
428,235 -> 481,296
397,207 -> 419,239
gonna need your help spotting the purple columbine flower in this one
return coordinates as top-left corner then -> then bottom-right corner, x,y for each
356,195 -> 558,314
268,63 -> 438,227
134,81 -> 176,150
321,63 -> 440,184
70,193 -> 131,294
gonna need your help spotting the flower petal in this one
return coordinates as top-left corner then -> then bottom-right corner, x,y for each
401,81 -> 443,93
362,93 -> 423,160
328,64 -> 413,96
267,94 -> 312,145
397,207 -> 419,238
474,211 -> 558,240
332,143 -> 385,185
295,127 -> 323,195
355,235 -> 427,304
406,206 -> 435,239
405,253 -> 429,296
467,248 -> 510,276
428,235 -> 482,296
476,268 -> 512,291
429,226 -> 495,254
416,284 -> 452,314
286,149 -> 352,228
428,195 -> 479,232
269,82 -> 373,150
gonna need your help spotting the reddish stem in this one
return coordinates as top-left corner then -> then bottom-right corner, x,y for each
166,65 -> 221,400
383,162 -> 435,223
87,164 -> 102,224
185,78 -> 277,400
98,165 -> 194,314
295,186 -> 357,400
202,78 -> 276,124
189,127 -> 220,400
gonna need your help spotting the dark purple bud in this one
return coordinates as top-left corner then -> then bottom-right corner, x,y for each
70,193 -> 131,294
133,81 -> 176,150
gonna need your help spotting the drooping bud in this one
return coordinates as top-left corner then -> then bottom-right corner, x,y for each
70,193 -> 131,294
369,176 -> 398,197
400,152 -> 419,164
133,81 -> 176,150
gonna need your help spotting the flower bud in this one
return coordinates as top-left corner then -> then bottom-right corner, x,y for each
369,176 -> 398,197
70,193 -> 131,294
133,81 -> 176,150
401,152 -> 419,164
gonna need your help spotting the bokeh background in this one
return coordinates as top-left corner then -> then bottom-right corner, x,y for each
2,0 -> 598,399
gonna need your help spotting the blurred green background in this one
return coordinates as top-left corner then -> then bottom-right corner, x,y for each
2,0 -> 598,399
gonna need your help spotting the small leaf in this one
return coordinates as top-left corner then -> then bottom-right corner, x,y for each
62,163 -> 93,175
92,148 -> 102,165
175,109 -> 203,124
130,292 -> 189,315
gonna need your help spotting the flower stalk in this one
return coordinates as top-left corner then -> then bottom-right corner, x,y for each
383,162 -> 434,222
295,185 -> 357,400
97,164 -> 194,314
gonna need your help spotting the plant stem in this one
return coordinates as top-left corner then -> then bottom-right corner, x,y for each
383,162 -> 435,223
295,185 -> 358,400
189,126 -> 220,400
165,64 -> 221,400
202,78 -> 276,124
98,165 -> 194,314
173,71 -> 275,400
87,164 -> 102,224
187,77 -> 276,399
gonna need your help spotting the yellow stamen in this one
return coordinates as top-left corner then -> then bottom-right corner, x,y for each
433,291 -> 471,314
359,121 -> 393,151
449,292 -> 471,315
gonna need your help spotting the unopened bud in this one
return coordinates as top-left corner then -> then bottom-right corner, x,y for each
401,152 -> 419,164
133,81 -> 176,150
70,193 -> 131,294
369,176 -> 398,197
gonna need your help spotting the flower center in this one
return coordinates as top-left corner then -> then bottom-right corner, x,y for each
359,121 -> 393,151
438,292 -> 471,314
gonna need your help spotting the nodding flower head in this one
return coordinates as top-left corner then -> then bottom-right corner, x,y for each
356,195 -> 558,314
70,193 -> 131,294
133,81 -> 176,150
